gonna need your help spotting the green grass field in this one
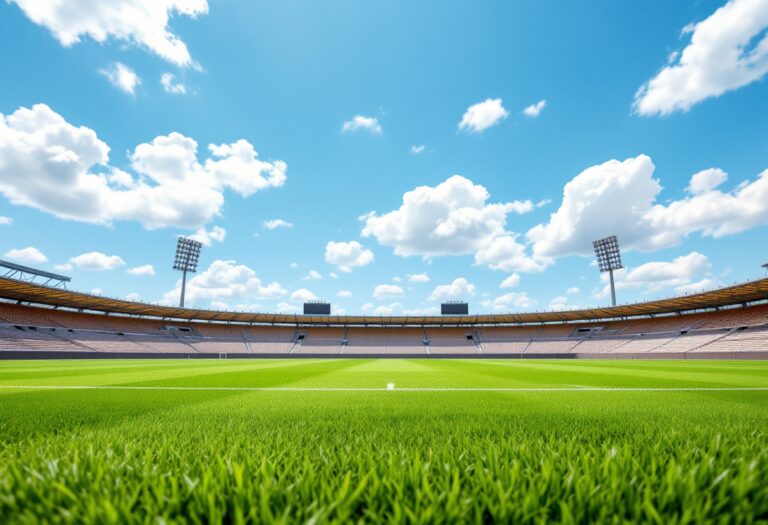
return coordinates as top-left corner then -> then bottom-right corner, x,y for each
0,359 -> 766,524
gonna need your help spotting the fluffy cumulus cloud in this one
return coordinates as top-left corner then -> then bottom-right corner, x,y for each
474,234 -> 550,272
428,278 -> 476,301
687,168 -> 728,194
160,72 -> 187,94
4,246 -> 48,264
527,155 -> 660,257
480,292 -> 537,312
336,290 -> 352,298
67,251 -> 125,270
596,252 -> 714,298
528,154 -> 768,258
324,241 -> 374,272
342,115 -> 382,134
100,62 -> 140,94
162,260 -> 286,307
0,216 -> 12,225
291,288 -> 317,302
9,0 -> 209,67
263,219 -> 293,230
408,273 -> 430,283
373,284 -> 404,300
522,99 -> 547,118
634,0 -> 768,115
458,98 -> 508,133
361,175 -> 535,259
410,145 -> 426,155
127,264 -> 155,276
188,226 -> 226,246
302,270 -> 322,281
0,104 -> 287,230
548,296 -> 580,311
500,273 -> 521,288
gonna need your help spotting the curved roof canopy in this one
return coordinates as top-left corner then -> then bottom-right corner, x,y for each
1,276 -> 768,326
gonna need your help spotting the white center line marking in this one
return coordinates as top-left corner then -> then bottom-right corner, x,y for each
0,385 -> 766,392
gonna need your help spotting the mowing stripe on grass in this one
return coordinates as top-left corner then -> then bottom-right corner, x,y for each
1,385 -> 767,392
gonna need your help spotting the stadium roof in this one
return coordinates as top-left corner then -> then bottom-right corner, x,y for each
1,276 -> 768,326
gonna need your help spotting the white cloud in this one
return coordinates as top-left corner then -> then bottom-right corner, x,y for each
458,98 -> 508,133
500,273 -> 521,288
595,252 -> 712,298
528,154 -> 768,258
289,262 -> 299,269
361,175 -> 534,258
160,72 -> 187,94
372,302 -> 402,315
675,278 -> 718,294
392,276 -> 402,283
428,277 -> 475,301
329,272 -> 338,278
0,216 -> 13,225
410,145 -> 426,155
9,0 -> 208,67
408,273 -> 430,283
162,260 -> 286,306
527,155 -> 660,258
263,219 -> 293,230
373,284 -> 404,300
522,99 -> 547,118
324,241 -> 374,272
634,0 -> 768,115
342,115 -> 382,134
687,168 -> 727,194
336,290 -> 352,298
127,264 -> 155,276
68,251 -> 125,270
480,292 -> 537,312
188,226 -> 226,246
302,270 -> 322,281
125,292 -> 140,301
548,296 -> 580,311
291,288 -> 317,302
474,234 -> 550,273
0,104 -> 287,230
276,302 -> 300,314
4,246 -> 48,264
100,62 -> 140,95
566,287 -> 580,295
91,288 -> 103,296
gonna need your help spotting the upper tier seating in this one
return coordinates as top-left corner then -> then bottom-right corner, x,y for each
2,300 -> 767,356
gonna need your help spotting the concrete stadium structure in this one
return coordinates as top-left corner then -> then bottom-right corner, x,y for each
0,276 -> 767,359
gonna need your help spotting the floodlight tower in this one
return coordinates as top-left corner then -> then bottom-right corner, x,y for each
173,237 -> 202,308
593,235 -> 623,307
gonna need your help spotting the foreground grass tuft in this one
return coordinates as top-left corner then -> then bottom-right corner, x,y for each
0,359 -> 766,523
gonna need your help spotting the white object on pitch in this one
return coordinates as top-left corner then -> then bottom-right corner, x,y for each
387,382 -> 395,390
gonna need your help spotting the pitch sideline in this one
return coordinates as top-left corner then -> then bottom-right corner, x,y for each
0,385 -> 767,392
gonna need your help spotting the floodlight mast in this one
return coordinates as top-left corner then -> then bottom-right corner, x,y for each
592,235 -> 623,307
173,237 -> 202,308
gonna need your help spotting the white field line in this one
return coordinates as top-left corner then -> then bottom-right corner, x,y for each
0,385 -> 767,392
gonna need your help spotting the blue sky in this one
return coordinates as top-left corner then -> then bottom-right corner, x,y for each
1,0 -> 767,315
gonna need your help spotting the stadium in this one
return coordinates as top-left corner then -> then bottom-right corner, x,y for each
1,255 -> 768,359
2,0 -> 768,523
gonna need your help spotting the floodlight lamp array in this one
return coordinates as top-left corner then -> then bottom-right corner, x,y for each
173,237 -> 202,273
592,235 -> 623,273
